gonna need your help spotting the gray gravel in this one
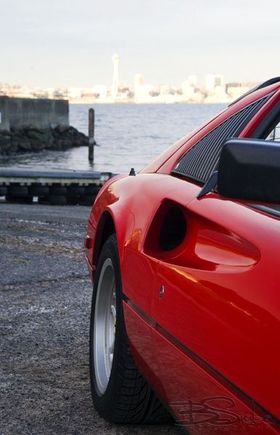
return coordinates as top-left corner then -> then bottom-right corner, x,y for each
0,203 -> 185,435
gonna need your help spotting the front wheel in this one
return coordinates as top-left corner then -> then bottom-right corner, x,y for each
89,234 -> 172,424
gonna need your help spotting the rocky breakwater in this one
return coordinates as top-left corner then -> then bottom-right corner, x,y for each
0,125 -> 88,155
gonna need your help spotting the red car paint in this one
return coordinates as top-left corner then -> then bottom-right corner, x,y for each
86,80 -> 280,434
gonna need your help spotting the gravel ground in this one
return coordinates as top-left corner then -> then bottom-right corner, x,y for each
0,203 -> 185,435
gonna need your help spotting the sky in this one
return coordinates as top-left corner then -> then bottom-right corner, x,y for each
1,0 -> 280,88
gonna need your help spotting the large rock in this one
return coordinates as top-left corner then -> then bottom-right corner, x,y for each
0,131 -> 16,154
0,125 -> 88,155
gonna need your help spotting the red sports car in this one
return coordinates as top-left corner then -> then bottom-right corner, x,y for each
85,77 -> 280,434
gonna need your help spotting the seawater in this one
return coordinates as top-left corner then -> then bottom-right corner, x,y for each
0,103 -> 225,174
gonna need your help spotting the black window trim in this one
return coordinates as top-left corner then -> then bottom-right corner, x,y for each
250,204 -> 280,218
172,93 -> 274,186
251,101 -> 280,139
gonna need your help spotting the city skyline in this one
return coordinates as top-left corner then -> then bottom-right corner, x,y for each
0,0 -> 280,88
0,57 -> 258,91
0,63 -> 258,104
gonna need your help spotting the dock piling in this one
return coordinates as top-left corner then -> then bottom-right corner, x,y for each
88,108 -> 95,163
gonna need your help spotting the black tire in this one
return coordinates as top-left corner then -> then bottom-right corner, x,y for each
84,185 -> 100,196
67,196 -> 79,205
29,184 -> 50,196
78,195 -> 96,206
89,234 -> 172,424
50,185 -> 67,196
48,195 -> 67,205
67,185 -> 85,196
38,196 -> 49,205
0,186 -> 7,196
6,195 -> 33,204
7,185 -> 29,197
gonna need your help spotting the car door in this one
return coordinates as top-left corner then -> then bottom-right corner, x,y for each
152,193 -> 280,420
149,92 -> 280,430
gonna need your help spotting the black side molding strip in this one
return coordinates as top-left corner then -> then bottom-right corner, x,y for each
124,298 -> 280,430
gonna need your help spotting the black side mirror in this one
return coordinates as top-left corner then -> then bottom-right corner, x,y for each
217,138 -> 280,202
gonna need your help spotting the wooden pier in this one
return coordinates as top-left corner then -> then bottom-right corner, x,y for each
0,169 -> 113,205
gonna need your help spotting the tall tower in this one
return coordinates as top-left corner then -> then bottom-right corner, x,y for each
112,53 -> 120,100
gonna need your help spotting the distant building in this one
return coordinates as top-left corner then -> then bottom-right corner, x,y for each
112,53 -> 120,100
159,84 -> 171,96
182,75 -> 198,101
92,85 -> 108,100
205,74 -> 225,94
67,88 -> 83,100
226,82 -> 252,100
135,84 -> 156,103
204,74 -> 230,103
134,74 -> 144,88
134,74 -> 155,103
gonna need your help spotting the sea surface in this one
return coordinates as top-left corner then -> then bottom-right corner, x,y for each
0,104 -> 226,174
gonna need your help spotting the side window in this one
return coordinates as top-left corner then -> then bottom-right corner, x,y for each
266,121 -> 280,142
173,96 -> 270,184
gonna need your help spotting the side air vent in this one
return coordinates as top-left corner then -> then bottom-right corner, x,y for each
159,206 -> 186,251
173,96 -> 270,184
144,200 -> 187,255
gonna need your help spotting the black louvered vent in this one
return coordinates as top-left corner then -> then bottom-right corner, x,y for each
173,96 -> 270,184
